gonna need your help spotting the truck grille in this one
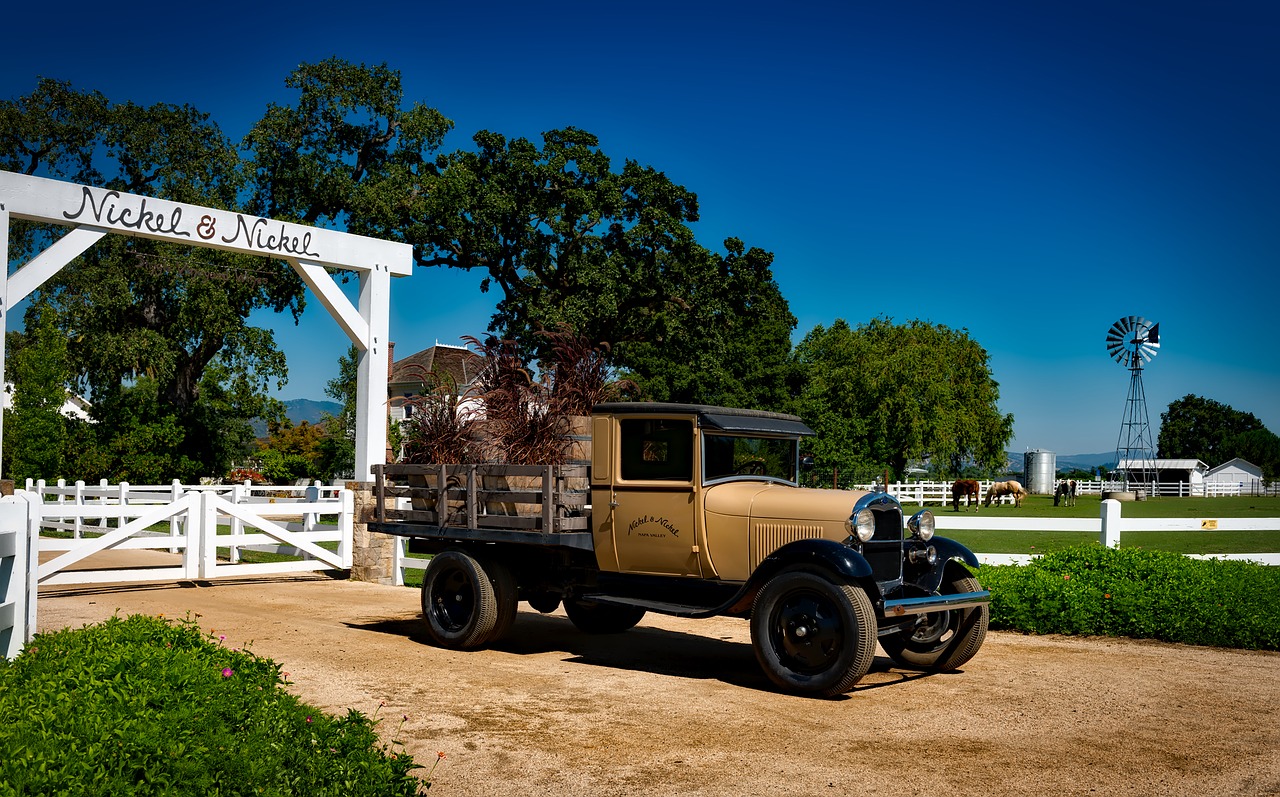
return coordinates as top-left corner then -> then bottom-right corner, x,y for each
752,523 -> 826,568
863,502 -> 903,584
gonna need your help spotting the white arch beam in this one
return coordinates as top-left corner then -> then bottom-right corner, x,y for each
0,170 -> 412,481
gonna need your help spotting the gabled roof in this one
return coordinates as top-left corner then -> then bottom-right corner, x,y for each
1207,458 -> 1263,477
389,344 -> 484,391
1116,458 -> 1208,472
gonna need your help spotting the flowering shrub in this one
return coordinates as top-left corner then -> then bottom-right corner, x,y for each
228,467 -> 269,485
0,614 -> 431,795
981,543 -> 1280,649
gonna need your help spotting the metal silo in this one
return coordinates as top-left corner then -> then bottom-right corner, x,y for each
1023,450 -> 1056,495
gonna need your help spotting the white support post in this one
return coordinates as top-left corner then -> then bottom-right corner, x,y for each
354,264 -> 391,481
0,207 -> 8,476
1100,499 -> 1122,548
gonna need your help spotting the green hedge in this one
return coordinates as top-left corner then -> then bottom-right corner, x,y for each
0,615 -> 429,796
980,544 -> 1280,650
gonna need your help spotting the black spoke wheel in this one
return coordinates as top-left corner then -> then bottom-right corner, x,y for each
880,568 -> 988,671
750,571 -> 876,697
421,551 -> 501,650
564,598 -> 646,634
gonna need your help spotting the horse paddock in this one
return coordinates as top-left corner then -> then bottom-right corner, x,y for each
36,574 -> 1280,796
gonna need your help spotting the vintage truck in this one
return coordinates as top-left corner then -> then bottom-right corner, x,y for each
368,402 -> 989,697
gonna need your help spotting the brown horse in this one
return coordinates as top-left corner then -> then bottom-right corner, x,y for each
984,479 -> 1028,508
1054,479 -> 1078,507
951,479 -> 981,512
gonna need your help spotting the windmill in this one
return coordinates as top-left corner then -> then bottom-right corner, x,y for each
1106,316 -> 1160,490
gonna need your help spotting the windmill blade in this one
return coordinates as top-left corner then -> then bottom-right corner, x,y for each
1147,322 -> 1160,345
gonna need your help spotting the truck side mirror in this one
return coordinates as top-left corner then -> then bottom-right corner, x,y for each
800,455 -> 815,471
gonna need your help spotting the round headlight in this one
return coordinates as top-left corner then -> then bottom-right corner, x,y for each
908,510 -> 935,541
853,508 -> 876,543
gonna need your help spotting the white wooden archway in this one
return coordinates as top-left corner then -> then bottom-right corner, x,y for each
0,170 -> 412,481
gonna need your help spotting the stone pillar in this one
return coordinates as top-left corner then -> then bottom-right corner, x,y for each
348,481 -> 399,584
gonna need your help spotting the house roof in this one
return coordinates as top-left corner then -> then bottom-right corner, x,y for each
389,344 -> 484,391
1207,458 -> 1263,477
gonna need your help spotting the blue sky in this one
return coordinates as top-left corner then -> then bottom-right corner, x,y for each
4,1 -> 1278,457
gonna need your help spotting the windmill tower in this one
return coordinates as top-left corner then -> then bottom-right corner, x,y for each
1106,316 -> 1160,490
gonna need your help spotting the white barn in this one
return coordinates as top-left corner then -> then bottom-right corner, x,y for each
1206,458 -> 1264,495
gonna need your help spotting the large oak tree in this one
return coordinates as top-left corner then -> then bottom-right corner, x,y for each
791,318 -> 1013,485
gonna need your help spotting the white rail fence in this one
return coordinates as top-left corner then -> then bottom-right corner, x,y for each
872,479 -> 1279,505
1,482 -> 354,659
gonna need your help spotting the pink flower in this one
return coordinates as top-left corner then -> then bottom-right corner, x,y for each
221,667 -> 234,678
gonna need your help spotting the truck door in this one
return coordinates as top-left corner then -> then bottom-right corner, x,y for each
605,417 -> 701,577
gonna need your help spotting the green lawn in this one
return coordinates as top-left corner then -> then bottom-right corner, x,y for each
939,493 -> 1280,555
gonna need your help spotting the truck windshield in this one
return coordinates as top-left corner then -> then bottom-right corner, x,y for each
702,434 -> 799,484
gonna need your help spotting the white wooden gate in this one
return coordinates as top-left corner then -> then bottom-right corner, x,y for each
33,488 -> 354,586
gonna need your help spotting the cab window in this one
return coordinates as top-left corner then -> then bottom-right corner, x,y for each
703,434 -> 799,484
619,419 -> 693,481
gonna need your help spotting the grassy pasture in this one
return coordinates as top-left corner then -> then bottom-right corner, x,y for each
938,494 -> 1280,555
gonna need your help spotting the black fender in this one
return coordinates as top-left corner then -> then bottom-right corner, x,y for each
931,536 -> 980,570
736,538 -> 877,612
913,536 -> 981,594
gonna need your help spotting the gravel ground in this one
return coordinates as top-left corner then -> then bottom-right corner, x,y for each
36,571 -> 1280,797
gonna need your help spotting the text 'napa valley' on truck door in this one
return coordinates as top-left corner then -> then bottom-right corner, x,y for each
603,417 -> 701,577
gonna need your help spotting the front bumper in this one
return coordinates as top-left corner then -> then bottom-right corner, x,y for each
881,590 -> 991,618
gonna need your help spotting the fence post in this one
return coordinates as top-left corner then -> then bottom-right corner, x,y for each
1100,499 -> 1122,548
1,495 -> 31,659
228,484 -> 245,563
304,484 -> 319,532
198,491 -> 220,580
98,479 -> 109,530
169,480 -> 183,554
181,491 -> 200,580
74,480 -> 85,537
338,488 -> 354,571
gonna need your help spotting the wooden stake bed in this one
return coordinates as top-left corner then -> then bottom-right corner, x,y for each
370,463 -> 592,536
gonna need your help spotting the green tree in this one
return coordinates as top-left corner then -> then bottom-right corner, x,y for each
2,79 -> 304,481
1157,394 -> 1267,465
401,126 -> 796,406
791,318 -> 1013,485
2,303 -> 71,481
243,61 -> 798,411
242,58 -> 453,231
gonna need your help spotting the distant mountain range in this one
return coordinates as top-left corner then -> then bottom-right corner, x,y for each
251,398 -> 342,437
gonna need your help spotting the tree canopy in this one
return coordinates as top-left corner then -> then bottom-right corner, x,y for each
791,318 -> 1013,484
3,62 -> 1025,485
1158,394 -> 1270,466
1,79 -> 303,481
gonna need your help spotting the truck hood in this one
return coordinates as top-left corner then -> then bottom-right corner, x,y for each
704,481 -> 871,523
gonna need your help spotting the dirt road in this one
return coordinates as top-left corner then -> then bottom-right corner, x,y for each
36,573 -> 1280,796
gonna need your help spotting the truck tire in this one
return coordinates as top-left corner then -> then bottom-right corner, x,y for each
421,551 -> 501,649
564,598 -> 646,634
879,568 -> 988,671
485,557 -> 519,645
750,570 -> 877,697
